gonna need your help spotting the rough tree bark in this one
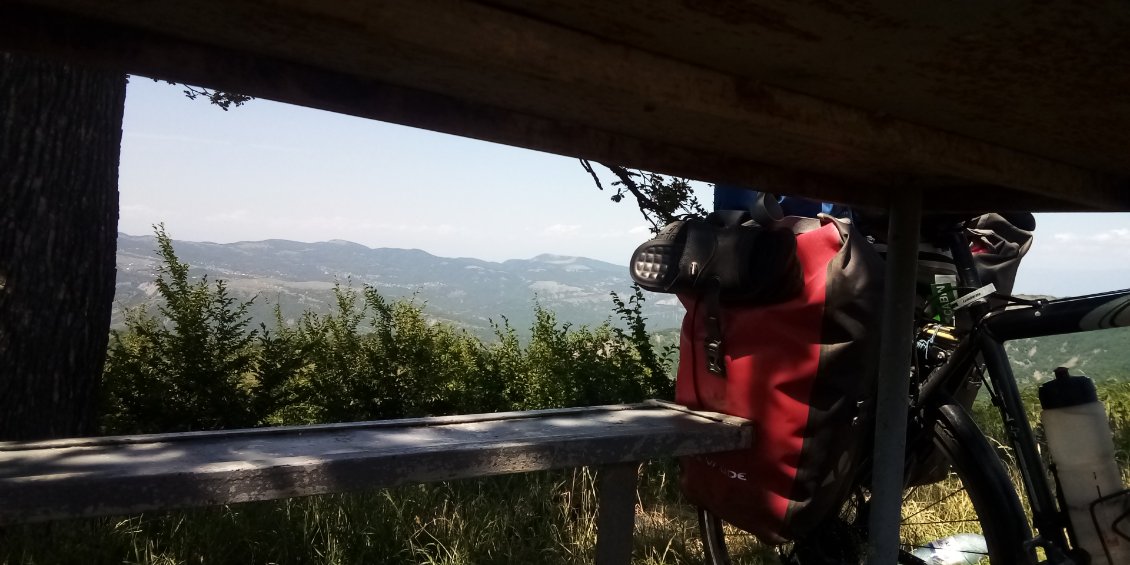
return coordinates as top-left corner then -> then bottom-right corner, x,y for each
0,52 -> 126,440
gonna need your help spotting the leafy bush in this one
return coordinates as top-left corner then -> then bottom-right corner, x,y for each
100,228 -> 675,434
101,225 -> 258,433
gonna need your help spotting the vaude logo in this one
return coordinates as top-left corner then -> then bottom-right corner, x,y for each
722,469 -> 748,481
701,457 -> 748,481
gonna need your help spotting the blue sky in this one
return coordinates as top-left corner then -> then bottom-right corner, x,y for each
119,79 -> 1130,297
119,79 -> 650,266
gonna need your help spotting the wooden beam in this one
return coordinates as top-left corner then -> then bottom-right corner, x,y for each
595,463 -> 640,565
485,1 -> 1130,181
2,2 -> 1126,211
0,402 -> 752,524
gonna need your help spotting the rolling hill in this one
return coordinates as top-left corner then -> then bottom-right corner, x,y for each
114,233 -> 685,337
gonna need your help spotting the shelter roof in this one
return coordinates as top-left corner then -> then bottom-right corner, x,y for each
5,1 -> 1128,210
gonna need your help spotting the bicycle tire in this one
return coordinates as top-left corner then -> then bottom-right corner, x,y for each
699,401 -> 1032,564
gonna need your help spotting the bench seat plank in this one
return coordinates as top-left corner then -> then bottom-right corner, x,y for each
0,402 -> 750,524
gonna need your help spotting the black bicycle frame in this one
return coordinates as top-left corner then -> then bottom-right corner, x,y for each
923,227 -> 1130,558
985,291 -> 1130,340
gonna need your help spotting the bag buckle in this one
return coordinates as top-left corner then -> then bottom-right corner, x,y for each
703,279 -> 726,376
705,338 -> 725,376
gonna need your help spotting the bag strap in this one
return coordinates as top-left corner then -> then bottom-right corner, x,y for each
702,277 -> 726,377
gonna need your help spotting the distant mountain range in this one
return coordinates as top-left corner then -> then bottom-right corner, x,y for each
114,233 -> 685,337
114,233 -> 1130,383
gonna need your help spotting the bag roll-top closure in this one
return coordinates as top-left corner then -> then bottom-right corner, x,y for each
630,210 -> 804,306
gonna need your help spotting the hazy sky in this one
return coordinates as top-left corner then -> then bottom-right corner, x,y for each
119,79 -> 1130,298
119,79 -> 651,265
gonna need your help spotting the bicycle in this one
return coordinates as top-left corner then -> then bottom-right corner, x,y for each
697,214 -> 1130,564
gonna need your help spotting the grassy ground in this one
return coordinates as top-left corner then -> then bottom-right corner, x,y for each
0,463 -> 736,565
0,462 -> 1004,565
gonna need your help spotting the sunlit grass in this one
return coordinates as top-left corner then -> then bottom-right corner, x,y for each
0,465 -> 712,565
0,457 -> 1089,565
899,475 -> 986,554
0,455 -> 1047,565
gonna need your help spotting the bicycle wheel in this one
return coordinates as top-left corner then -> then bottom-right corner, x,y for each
699,401 -> 1032,564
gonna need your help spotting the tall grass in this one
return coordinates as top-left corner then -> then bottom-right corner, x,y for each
0,464 -> 720,565
898,476 -> 993,554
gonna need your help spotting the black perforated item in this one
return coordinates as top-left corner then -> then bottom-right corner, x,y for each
629,211 -> 803,306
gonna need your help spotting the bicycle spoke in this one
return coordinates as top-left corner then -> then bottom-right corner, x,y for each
903,518 -> 984,525
902,484 -> 967,522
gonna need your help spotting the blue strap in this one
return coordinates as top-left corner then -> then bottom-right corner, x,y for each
714,184 -> 850,219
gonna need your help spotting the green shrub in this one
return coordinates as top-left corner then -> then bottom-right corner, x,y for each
99,228 -> 675,434
101,225 -> 257,433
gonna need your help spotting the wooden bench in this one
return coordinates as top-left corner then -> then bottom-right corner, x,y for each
0,400 -> 751,563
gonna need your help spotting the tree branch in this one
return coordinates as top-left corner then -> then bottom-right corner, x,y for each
579,160 -> 705,232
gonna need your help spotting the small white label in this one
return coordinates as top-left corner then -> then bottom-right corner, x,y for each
701,457 -> 748,480
952,283 -> 997,310
723,469 -> 748,481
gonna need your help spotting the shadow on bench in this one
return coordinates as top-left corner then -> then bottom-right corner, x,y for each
0,400 -> 750,563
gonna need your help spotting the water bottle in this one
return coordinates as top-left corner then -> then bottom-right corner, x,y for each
910,533 -> 987,564
1039,367 -> 1130,565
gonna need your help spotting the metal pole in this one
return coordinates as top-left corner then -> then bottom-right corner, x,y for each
866,188 -> 922,564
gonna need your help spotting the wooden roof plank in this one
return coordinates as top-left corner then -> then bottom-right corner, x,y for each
485,0 -> 1130,177
3,1 -> 1127,210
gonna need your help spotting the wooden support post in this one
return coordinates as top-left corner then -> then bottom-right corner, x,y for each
866,188 -> 923,564
595,463 -> 638,565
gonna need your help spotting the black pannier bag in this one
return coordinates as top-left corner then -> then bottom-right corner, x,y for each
966,212 -> 1035,305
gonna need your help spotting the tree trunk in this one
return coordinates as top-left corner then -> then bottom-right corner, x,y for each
0,52 -> 126,440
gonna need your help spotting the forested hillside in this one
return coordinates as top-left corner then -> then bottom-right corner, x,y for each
1007,326 -> 1130,384
114,231 -> 685,339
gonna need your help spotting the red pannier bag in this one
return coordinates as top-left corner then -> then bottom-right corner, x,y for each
675,215 -> 884,543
